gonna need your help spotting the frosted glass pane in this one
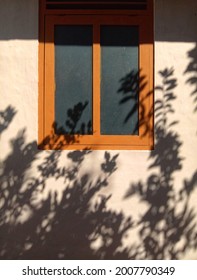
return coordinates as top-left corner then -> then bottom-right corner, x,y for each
101,26 -> 139,135
54,25 -> 93,135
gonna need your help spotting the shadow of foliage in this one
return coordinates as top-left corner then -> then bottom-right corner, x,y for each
39,101 -> 93,149
118,70 -> 153,137
0,106 -> 17,134
184,44 -> 197,112
1,59 -> 197,260
55,101 -> 92,135
125,68 -> 197,259
0,112 -> 133,259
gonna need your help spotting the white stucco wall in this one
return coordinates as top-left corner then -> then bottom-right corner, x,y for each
0,0 -> 197,259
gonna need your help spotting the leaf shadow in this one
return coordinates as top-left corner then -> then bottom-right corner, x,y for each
124,68 -> 197,259
0,112 -> 133,259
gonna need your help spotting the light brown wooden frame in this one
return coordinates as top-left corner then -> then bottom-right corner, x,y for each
39,3 -> 154,150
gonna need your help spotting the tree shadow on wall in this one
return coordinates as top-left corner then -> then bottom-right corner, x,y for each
0,107 -> 133,259
1,64 -> 197,260
124,68 -> 197,259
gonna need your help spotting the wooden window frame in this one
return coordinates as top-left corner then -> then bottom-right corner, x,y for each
39,1 -> 154,150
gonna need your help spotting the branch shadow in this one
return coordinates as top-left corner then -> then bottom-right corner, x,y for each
39,101 -> 92,149
0,109 -> 133,259
184,44 -> 197,112
55,101 -> 92,135
0,106 -> 17,134
124,68 -> 197,259
118,69 -> 153,137
1,55 -> 197,259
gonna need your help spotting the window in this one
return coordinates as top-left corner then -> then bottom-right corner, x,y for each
39,0 -> 154,150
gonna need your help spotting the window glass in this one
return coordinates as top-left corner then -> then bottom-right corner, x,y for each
100,25 -> 139,135
54,25 -> 93,135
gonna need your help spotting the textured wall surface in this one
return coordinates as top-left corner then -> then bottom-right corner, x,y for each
0,0 -> 197,259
